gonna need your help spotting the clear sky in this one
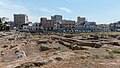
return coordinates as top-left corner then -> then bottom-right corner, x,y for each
0,0 -> 120,24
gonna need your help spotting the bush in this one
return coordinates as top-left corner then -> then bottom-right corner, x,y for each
72,56 -> 86,60
112,49 -> 120,54
104,54 -> 114,59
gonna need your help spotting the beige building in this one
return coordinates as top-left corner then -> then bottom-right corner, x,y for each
96,24 -> 110,32
62,20 -> 75,30
77,16 -> 86,23
14,14 -> 28,28
40,18 -> 54,30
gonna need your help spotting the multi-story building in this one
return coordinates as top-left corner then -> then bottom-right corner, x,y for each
32,22 -> 41,30
110,21 -> 120,32
14,14 -> 29,29
85,22 -> 96,32
76,17 -> 95,32
77,17 -> 86,24
110,23 -> 114,31
51,15 -> 62,22
61,20 -> 75,32
22,23 -> 32,31
41,18 -> 47,30
51,15 -> 63,30
75,17 -> 88,32
114,22 -> 120,31
40,17 -> 54,30
75,21 -> 96,32
96,24 -> 110,32
41,18 -> 47,23
46,20 -> 54,30
23,22 -> 42,31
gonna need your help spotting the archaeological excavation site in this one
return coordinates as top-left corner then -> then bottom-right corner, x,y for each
0,31 -> 120,68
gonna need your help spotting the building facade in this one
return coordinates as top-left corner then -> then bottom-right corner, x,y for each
75,21 -> 96,32
96,24 -> 110,32
110,21 -> 120,32
51,15 -> 62,30
41,18 -> 54,30
14,14 -> 29,29
85,22 -> 96,32
23,22 -> 42,31
75,17 -> 88,32
61,20 -> 75,32
110,23 -> 114,31
77,17 -> 86,24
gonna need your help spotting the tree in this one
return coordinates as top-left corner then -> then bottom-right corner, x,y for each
0,19 -> 9,31
0,18 -> 2,31
0,18 -> 2,23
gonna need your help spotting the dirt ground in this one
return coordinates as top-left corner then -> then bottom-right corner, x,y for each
0,31 -> 120,68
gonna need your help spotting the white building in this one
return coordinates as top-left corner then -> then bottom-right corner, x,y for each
23,23 -> 32,31
96,24 -> 110,32
23,22 -> 42,31
32,22 -> 41,30
85,22 -> 96,32
75,21 -> 96,32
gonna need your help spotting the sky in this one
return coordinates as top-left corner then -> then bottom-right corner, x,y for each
0,0 -> 120,24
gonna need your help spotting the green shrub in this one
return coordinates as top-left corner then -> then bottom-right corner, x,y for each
112,49 -> 120,54
104,54 -> 114,59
